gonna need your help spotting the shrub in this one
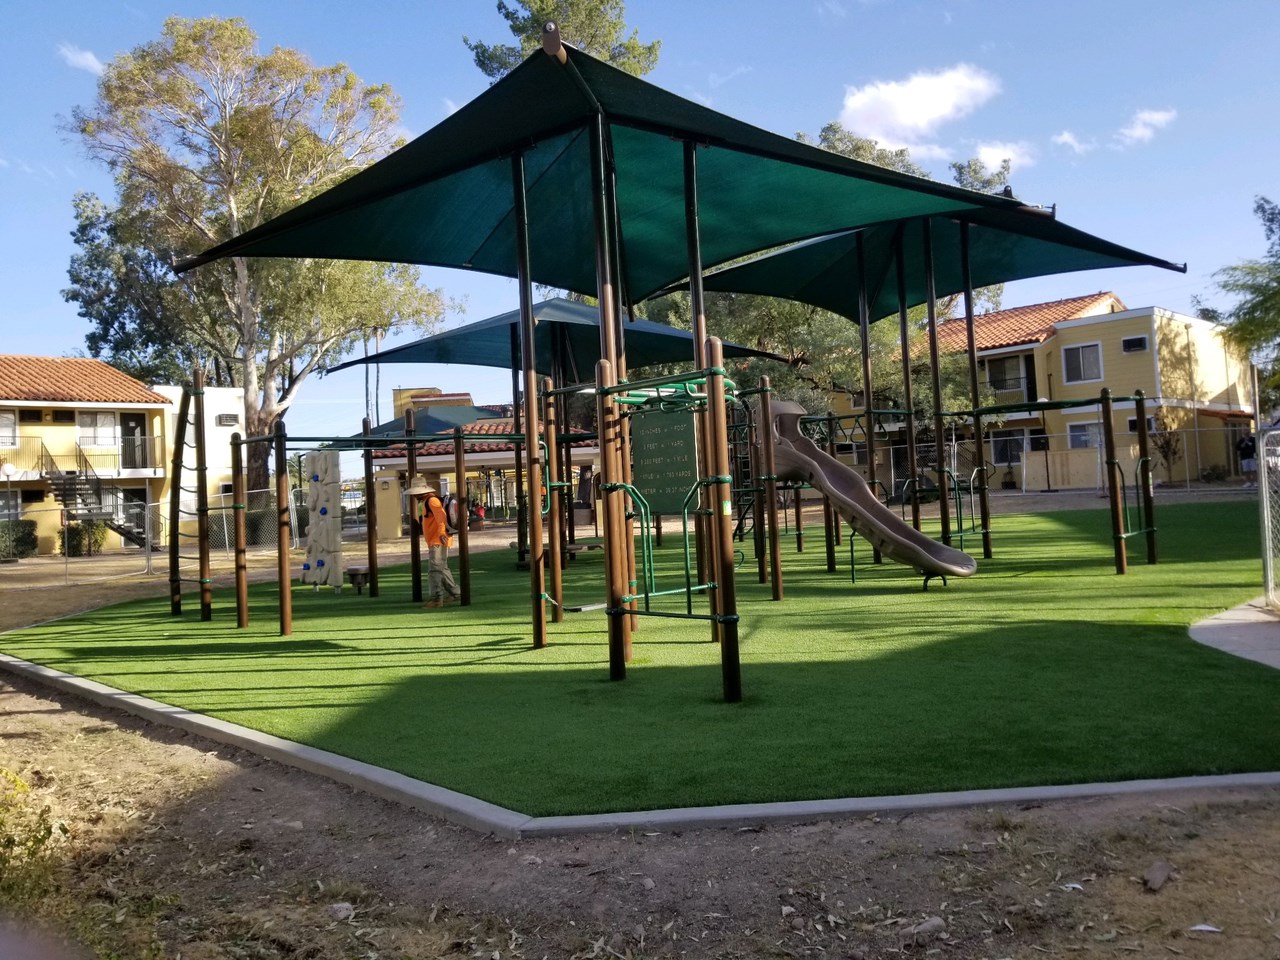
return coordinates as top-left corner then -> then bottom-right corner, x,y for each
0,519 -> 37,558
1200,464 -> 1228,483
59,519 -> 109,557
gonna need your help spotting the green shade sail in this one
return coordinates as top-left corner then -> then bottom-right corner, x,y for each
699,206 -> 1186,322
324,297 -> 782,379
176,45 -> 1030,300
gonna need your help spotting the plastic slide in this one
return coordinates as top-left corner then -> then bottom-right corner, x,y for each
771,401 -> 976,583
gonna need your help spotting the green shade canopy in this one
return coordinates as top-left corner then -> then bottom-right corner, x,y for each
699,206 -> 1185,322
325,297 -> 783,379
176,44 -> 1030,300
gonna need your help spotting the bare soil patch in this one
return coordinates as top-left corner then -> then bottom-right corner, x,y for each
2,493 -> 1276,958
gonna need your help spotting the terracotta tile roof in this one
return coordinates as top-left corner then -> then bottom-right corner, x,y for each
0,356 -> 171,404
372,417 -> 595,459
934,292 -> 1126,353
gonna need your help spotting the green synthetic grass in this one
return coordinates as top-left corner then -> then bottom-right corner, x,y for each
3,501 -> 1278,817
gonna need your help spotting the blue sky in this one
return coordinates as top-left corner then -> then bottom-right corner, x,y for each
3,0 -> 1277,436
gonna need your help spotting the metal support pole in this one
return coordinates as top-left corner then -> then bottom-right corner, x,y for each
824,412 -> 837,572
923,220 -> 953,544
896,228 -> 922,531
597,360 -> 629,677
960,222 -> 993,559
405,408 -> 423,603
1135,390 -> 1158,564
760,376 -> 783,600
510,323 -> 528,566
855,233 -> 881,563
544,378 -> 564,622
273,420 -> 293,635
1101,389 -> 1127,575
454,427 -> 471,607
362,416 -> 380,598
684,140 -> 713,608
707,338 -> 742,703
513,152 -> 547,649
231,433 -> 249,628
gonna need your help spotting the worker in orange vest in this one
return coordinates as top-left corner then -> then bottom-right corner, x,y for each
408,477 -> 460,608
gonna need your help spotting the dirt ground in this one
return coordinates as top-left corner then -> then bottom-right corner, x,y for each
2,489 -> 1277,959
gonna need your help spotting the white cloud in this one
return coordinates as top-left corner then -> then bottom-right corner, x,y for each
816,0 -> 848,17
1116,108 -> 1176,146
909,143 -> 954,163
57,42 -> 104,76
0,157 -> 9,168
839,64 -> 1000,157
976,140 -> 1034,172
1052,130 -> 1095,154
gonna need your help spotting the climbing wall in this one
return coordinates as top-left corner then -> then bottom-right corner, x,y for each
301,450 -> 343,588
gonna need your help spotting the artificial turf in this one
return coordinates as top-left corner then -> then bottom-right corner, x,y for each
3,500 -> 1277,817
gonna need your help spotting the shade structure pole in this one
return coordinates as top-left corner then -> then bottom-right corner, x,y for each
231,432 -> 249,628
960,221 -> 993,559
590,116 -> 630,672
707,337 -> 742,702
855,232 -> 882,563
1101,389 -> 1128,575
823,412 -> 838,572
543,377 -> 564,621
405,408 -> 423,603
896,228 -> 922,531
453,426 -> 471,606
759,375 -> 783,601
362,416 -> 380,598
922,219 -> 953,544
273,419 -> 293,636
511,152 -> 547,649
510,323 -> 528,566
684,139 -> 718,634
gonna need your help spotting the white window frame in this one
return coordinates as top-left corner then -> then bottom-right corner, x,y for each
77,410 -> 119,448
989,428 -> 1027,465
1062,342 -> 1104,384
0,409 -> 14,447
1068,422 -> 1103,449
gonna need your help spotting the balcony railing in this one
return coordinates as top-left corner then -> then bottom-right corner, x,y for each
985,376 -> 1030,405
37,435 -> 165,474
0,436 -> 46,473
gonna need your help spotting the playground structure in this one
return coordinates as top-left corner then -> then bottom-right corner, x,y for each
173,29 -> 1185,704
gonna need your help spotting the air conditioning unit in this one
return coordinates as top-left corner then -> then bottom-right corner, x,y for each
1121,336 -> 1148,353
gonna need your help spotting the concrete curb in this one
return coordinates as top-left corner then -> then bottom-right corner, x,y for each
3,651 -> 1279,839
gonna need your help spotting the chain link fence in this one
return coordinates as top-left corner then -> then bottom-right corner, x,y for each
1261,429 -> 1280,611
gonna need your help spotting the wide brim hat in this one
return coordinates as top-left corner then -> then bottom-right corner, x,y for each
407,478 -> 434,496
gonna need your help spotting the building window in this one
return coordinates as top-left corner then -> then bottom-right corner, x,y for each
1063,343 -> 1103,384
0,410 -> 14,446
1068,422 -> 1103,449
18,409 -> 42,423
990,428 -> 1025,465
21,489 -> 46,504
986,356 -> 1023,395
1121,336 -> 1148,353
51,410 -> 75,423
78,411 -> 119,447
1126,416 -> 1156,433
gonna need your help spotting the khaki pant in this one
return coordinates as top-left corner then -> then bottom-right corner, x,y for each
428,543 -> 460,601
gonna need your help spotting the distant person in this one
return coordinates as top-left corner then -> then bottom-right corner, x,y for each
408,478 -> 461,607
1236,433 -> 1258,489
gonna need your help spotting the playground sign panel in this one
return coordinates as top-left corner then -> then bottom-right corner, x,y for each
631,411 -> 699,515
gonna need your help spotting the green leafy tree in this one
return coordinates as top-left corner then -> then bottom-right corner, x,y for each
66,17 -> 449,486
465,0 -> 660,79
1214,196 -> 1280,388
796,122 -> 927,178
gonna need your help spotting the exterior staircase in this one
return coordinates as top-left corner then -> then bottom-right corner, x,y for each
41,444 -> 156,549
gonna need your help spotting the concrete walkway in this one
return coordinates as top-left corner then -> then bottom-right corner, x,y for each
1190,596 -> 1280,669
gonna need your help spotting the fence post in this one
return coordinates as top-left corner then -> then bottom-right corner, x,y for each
1101,389 -> 1127,575
231,433 -> 249,628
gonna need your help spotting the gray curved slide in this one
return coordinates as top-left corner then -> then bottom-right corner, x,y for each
771,401 -> 976,581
